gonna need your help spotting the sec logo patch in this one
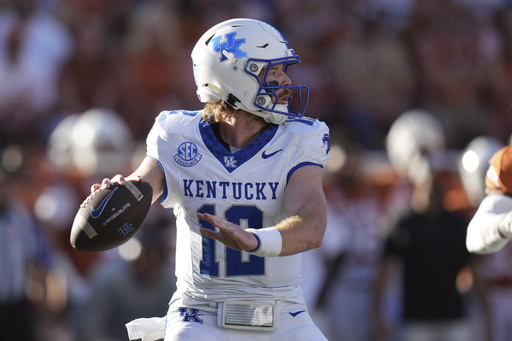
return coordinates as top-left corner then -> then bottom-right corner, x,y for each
174,142 -> 202,167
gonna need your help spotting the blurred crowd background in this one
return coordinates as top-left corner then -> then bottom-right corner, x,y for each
2,0 -> 512,340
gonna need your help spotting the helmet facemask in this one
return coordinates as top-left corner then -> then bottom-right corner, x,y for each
246,56 -> 309,124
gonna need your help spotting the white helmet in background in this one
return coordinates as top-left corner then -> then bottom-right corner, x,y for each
386,109 -> 446,184
191,18 -> 309,124
34,183 -> 80,231
70,108 -> 133,177
47,114 -> 80,174
459,136 -> 504,206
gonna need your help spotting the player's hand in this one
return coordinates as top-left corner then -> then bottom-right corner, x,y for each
90,174 -> 143,193
198,213 -> 259,252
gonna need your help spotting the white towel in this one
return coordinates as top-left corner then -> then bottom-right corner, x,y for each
125,316 -> 166,341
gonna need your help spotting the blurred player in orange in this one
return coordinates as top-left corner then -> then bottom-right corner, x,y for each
467,145 -> 512,254
465,144 -> 512,341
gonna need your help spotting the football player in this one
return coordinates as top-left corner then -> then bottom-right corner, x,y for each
467,145 -> 512,254
90,18 -> 330,340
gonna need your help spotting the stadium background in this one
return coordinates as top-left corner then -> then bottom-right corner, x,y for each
1,0 -> 512,340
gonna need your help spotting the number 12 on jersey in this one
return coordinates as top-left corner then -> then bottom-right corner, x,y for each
198,204 -> 265,276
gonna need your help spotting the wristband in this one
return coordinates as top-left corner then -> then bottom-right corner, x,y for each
246,227 -> 282,257
248,233 -> 261,252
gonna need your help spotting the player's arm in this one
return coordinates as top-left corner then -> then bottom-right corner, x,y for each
276,164 -> 327,255
92,156 -> 165,204
199,164 -> 327,256
466,193 -> 512,254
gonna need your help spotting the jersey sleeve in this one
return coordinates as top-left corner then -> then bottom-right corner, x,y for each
146,111 -> 167,161
146,110 -> 201,206
285,119 -> 330,181
146,110 -> 200,160
466,194 -> 512,254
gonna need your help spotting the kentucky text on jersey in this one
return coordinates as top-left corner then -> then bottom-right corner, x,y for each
183,179 -> 279,200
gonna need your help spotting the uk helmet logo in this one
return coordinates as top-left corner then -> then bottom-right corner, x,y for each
212,32 -> 247,62
174,142 -> 202,167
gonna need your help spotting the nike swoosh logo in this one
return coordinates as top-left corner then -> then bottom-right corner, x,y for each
262,149 -> 283,159
289,310 -> 306,317
90,187 -> 118,219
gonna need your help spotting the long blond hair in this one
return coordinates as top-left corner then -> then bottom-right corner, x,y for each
202,100 -> 237,123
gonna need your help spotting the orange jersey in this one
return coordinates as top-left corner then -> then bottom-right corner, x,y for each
486,146 -> 512,195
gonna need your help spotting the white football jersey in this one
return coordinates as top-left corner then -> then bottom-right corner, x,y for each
146,110 -> 330,305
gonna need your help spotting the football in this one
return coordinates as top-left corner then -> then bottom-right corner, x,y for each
70,180 -> 153,252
